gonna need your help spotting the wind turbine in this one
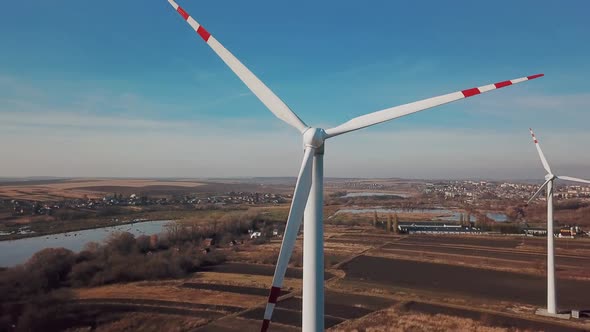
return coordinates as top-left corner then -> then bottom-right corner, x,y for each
164,1 -> 543,330
527,129 -> 590,315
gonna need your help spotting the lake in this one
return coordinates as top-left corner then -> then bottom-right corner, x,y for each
333,208 -> 463,221
0,220 -> 173,267
333,208 -> 508,223
341,192 -> 410,198
486,213 -> 509,222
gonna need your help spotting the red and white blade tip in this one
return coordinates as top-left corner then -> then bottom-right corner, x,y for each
168,0 -> 211,42
460,74 -> 543,98
261,320 -> 270,332
261,286 -> 281,331
530,128 -> 539,143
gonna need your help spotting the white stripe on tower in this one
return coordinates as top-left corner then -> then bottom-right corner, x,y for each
263,303 -> 276,319
261,285 -> 282,331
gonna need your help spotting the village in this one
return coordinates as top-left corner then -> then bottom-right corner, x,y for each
1,191 -> 289,217
426,180 -> 590,202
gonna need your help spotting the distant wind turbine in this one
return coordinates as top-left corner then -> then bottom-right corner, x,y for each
164,1 -> 544,330
527,128 -> 590,315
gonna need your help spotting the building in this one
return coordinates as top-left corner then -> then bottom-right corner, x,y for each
398,222 -> 481,234
559,226 -> 585,238
524,227 -> 548,237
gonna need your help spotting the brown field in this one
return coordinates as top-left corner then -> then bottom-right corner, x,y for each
76,281 -> 263,308
341,255 -> 590,309
331,305 -> 581,332
60,225 -> 590,332
373,236 -> 590,280
4,177 -> 590,330
93,313 -> 209,332
329,210 -> 461,223
0,178 -> 205,200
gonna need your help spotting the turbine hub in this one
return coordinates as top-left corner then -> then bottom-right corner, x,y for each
302,127 -> 326,148
545,174 -> 555,181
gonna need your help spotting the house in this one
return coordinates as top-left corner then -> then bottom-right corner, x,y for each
397,221 -> 480,234
203,237 -> 217,247
559,226 -> 585,238
524,227 -> 548,237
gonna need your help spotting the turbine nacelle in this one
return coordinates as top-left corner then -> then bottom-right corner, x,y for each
302,127 -> 327,149
545,173 -> 556,181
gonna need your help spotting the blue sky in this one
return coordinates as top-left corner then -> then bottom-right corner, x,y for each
1,0 -> 589,179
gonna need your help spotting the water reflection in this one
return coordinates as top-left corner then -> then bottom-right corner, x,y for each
0,220 -> 172,267
341,192 -> 410,198
333,208 -> 508,222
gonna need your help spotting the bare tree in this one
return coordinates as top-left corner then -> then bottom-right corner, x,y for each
387,214 -> 392,233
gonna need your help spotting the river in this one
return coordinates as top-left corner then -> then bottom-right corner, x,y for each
0,220 -> 173,267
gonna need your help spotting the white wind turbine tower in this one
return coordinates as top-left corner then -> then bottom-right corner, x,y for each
527,129 -> 590,316
164,1 -> 543,330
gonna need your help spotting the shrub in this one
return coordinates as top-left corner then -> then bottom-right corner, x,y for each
25,248 -> 76,292
15,290 -> 73,332
105,232 -> 136,255
201,250 -> 226,267
290,251 -> 303,267
69,260 -> 103,287
0,266 -> 75,331
136,235 -> 151,253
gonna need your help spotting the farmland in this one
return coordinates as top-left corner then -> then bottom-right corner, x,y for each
2,178 -> 590,331
0,178 -> 293,240
0,179 -> 205,201
22,228 -> 586,332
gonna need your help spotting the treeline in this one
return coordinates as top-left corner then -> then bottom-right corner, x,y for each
0,211 -> 269,332
513,199 -> 590,226
69,232 -> 227,287
471,212 -> 521,234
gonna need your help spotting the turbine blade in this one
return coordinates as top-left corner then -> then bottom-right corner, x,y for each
261,147 -> 315,332
557,175 -> 590,184
324,74 -> 544,138
529,128 -> 552,174
166,0 -> 308,133
527,178 -> 551,205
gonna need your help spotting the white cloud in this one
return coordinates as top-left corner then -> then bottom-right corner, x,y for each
1,76 -> 589,179
1,111 -> 192,131
468,91 -> 590,115
1,116 -> 589,179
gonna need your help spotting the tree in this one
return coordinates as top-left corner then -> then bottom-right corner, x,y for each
506,205 -> 526,221
386,214 -> 392,233
105,232 -> 136,255
166,223 -> 183,244
373,211 -> 378,227
136,235 -> 151,253
25,248 -> 76,292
